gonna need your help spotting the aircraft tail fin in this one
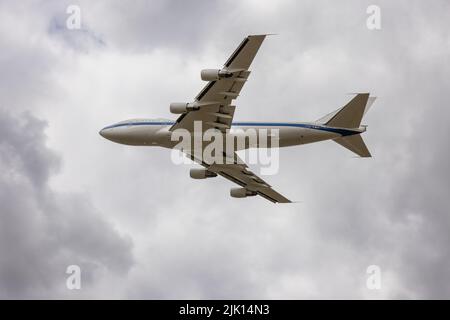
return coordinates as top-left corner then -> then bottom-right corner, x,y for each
334,134 -> 371,157
315,93 -> 376,157
317,93 -> 375,128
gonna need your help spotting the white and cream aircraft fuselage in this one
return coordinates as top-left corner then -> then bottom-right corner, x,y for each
100,119 -> 365,149
100,35 -> 375,203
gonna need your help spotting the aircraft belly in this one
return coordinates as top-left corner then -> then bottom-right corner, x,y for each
116,126 -> 168,146
165,124 -> 342,151
279,127 -> 339,147
228,126 -> 340,149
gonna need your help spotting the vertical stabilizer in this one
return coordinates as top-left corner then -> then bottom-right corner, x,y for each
325,93 -> 369,128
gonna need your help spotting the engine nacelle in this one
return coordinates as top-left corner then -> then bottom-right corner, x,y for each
190,168 -> 217,179
230,187 -> 257,198
170,102 -> 199,114
200,69 -> 233,81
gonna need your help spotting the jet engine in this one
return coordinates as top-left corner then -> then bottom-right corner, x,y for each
190,168 -> 218,179
230,187 -> 257,198
200,69 -> 233,81
170,102 -> 199,114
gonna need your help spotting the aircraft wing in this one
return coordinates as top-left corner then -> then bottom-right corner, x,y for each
186,152 -> 292,204
172,34 -> 290,203
170,35 -> 267,133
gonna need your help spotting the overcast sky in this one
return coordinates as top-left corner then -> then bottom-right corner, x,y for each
1,0 -> 449,299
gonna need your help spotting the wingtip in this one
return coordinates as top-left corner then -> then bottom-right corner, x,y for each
278,199 -> 302,204
351,155 -> 372,158
346,92 -> 370,96
248,33 -> 278,38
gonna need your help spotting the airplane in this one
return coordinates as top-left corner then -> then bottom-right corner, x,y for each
99,34 -> 376,203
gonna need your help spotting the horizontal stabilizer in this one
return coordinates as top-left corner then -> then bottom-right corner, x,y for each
334,134 -> 371,157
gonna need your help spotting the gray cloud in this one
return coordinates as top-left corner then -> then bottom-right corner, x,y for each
0,108 -> 134,298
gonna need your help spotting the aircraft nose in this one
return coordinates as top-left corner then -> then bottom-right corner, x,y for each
99,128 -> 107,138
99,128 -> 113,140
99,126 -> 124,144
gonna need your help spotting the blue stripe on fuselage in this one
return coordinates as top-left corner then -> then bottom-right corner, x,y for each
233,122 -> 358,136
102,121 -> 358,136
